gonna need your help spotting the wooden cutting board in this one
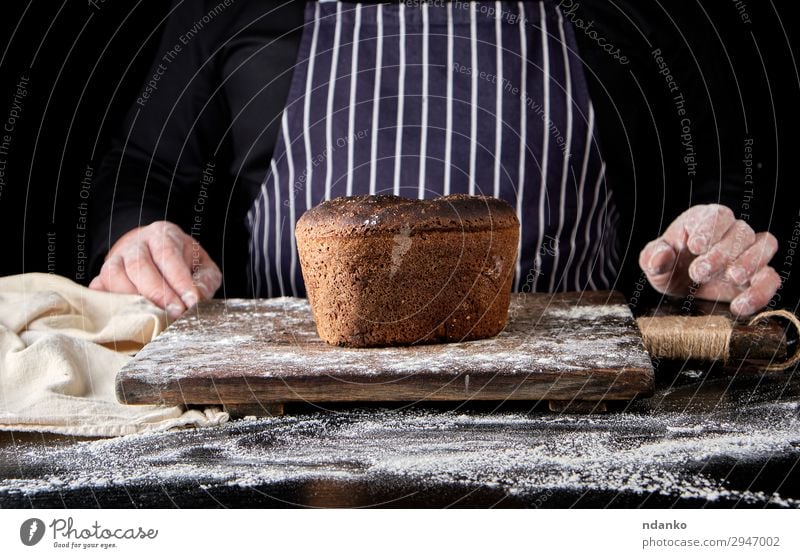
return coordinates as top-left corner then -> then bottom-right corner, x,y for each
116,291 -> 654,415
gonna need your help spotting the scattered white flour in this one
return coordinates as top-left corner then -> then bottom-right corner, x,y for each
544,304 -> 632,321
2,397 -> 798,507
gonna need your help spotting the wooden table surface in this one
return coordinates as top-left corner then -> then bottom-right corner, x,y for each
2,300 -> 799,509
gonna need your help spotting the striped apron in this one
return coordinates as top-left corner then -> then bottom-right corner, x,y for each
247,0 -> 620,298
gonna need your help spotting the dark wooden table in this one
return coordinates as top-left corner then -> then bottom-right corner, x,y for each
2,299 -> 799,509
1,362 -> 798,508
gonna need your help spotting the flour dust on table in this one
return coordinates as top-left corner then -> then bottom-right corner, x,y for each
2,394 -> 798,507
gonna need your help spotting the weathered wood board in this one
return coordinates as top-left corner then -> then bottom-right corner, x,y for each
117,291 -> 654,413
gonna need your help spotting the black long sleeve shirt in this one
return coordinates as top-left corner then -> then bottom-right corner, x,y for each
90,0 -> 749,297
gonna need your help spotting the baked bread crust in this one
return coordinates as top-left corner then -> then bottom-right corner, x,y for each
296,194 -> 520,347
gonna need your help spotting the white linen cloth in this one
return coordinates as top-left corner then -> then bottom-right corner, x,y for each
0,273 -> 228,436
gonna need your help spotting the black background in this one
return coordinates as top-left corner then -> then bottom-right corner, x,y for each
1,0 -> 798,310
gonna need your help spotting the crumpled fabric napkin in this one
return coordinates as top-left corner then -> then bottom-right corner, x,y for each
0,273 -> 228,437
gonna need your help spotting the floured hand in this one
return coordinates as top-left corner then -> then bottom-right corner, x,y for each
89,221 -> 222,320
639,204 -> 780,317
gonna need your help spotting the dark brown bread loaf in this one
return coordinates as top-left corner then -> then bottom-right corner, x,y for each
295,194 -> 520,347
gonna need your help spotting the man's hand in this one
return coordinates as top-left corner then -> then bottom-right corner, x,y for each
639,204 -> 780,317
89,221 -> 222,319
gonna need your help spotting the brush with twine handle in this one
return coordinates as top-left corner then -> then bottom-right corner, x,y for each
636,309 -> 800,370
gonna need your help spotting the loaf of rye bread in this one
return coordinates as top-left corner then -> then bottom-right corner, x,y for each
295,194 -> 520,347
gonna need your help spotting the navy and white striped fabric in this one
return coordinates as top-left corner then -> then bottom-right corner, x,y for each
247,0 -> 620,298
